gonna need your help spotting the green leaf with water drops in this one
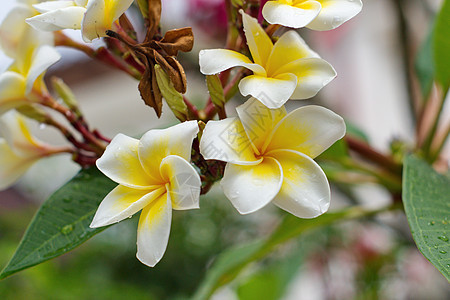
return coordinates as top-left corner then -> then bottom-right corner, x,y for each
0,167 -> 116,280
403,155 -> 450,280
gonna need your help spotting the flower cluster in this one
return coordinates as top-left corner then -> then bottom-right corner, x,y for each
0,0 -> 362,267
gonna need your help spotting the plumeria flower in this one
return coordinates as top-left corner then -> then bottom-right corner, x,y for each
0,1 -> 60,115
0,110 -> 69,191
26,0 -> 135,42
90,121 -> 202,267
262,0 -> 363,30
199,11 -> 336,109
200,98 -> 345,217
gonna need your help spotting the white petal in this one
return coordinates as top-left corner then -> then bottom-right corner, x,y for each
199,49 -> 266,76
238,73 -> 297,109
266,30 -> 319,76
26,45 -> 61,94
136,192 -> 172,267
96,134 -> 161,188
240,11 -> 273,67
33,1 -> 78,13
0,110 -> 49,157
269,150 -> 330,218
0,4 -> 33,58
262,1 -> 321,28
200,118 -> 261,165
236,97 -> 286,153
26,7 -> 86,31
139,121 -> 199,179
90,185 -> 165,227
81,0 -> 134,42
220,157 -> 282,214
160,155 -> 201,210
265,105 -> 346,158
307,0 -> 363,31
0,72 -> 27,116
0,139 -> 36,191
274,57 -> 336,99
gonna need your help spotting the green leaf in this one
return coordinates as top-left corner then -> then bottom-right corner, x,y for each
317,139 -> 348,161
415,25 -> 435,98
137,0 -> 149,18
154,64 -> 188,121
236,240 -> 305,300
433,0 -> 450,89
345,121 -> 369,143
192,206 -> 389,299
0,167 -> 116,280
206,75 -> 226,110
402,155 -> 450,280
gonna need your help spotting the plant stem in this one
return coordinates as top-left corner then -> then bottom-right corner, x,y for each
391,0 -> 418,122
54,32 -> 140,79
345,136 -> 402,175
422,88 -> 448,160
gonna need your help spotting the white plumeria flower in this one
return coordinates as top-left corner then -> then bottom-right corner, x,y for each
0,110 -> 68,191
200,98 -> 345,217
262,0 -> 363,30
0,1 -> 60,115
90,121 -> 202,267
199,11 -> 336,109
26,0 -> 135,42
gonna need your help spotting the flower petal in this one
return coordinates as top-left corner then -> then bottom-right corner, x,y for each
0,4 -> 33,58
96,133 -> 161,188
139,121 -> 199,180
236,97 -> 286,154
160,155 -> 201,210
136,192 -> 172,267
221,157 -> 282,214
266,30 -> 319,77
238,73 -> 297,109
26,45 -> 61,94
33,1 -> 79,13
0,72 -> 27,116
199,49 -> 266,76
274,57 -> 336,99
270,149 -> 330,218
200,117 -> 261,165
90,185 -> 166,228
26,7 -> 86,31
240,11 -> 273,67
0,139 -> 36,191
265,105 -> 346,158
262,1 -> 321,29
81,0 -> 134,42
307,0 -> 363,31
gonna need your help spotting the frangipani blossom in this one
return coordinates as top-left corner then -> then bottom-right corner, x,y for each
90,121 -> 202,267
26,0 -> 135,42
0,1 -> 60,115
199,11 -> 336,109
0,110 -> 68,191
200,98 -> 345,217
262,0 -> 363,30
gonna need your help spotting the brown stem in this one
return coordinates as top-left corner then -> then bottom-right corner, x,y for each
183,96 -> 200,120
345,136 -> 402,175
38,94 -> 107,154
55,31 -> 140,79
391,0 -> 418,122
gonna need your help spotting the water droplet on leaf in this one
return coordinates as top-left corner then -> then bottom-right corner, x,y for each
61,225 -> 74,235
438,235 -> 449,242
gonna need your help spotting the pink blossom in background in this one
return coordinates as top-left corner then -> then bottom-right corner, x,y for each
188,0 -> 227,35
